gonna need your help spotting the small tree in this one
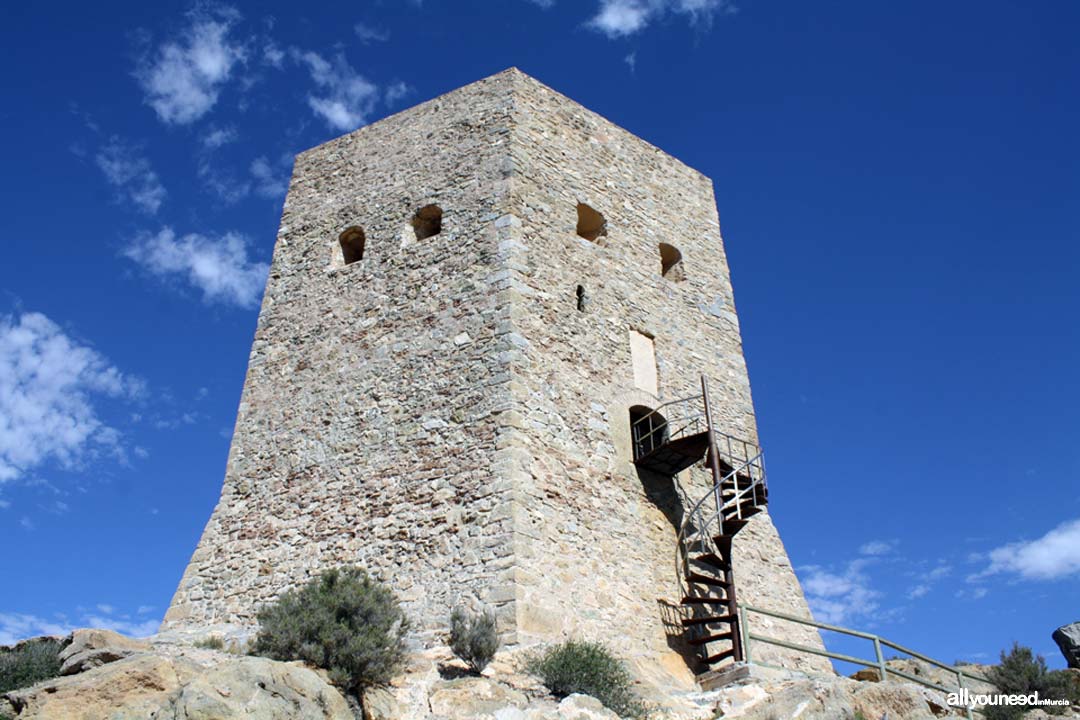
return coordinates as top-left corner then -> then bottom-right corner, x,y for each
985,642 -> 1080,720
527,640 -> 645,718
449,607 -> 498,674
252,566 -> 409,693
0,637 -> 64,694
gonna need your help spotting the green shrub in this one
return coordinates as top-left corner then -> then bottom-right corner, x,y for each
984,643 -> 1080,720
449,607 -> 499,674
527,640 -> 645,718
0,637 -> 64,693
251,566 -> 409,693
194,636 -> 225,650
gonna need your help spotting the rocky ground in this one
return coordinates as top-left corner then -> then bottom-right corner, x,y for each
2,630 -> 1076,720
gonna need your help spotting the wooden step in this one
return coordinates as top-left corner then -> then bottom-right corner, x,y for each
705,648 -> 736,664
688,630 -> 733,647
681,613 -> 736,627
685,572 -> 730,588
682,595 -> 728,605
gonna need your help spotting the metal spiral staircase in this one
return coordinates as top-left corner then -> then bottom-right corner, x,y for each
631,376 -> 769,668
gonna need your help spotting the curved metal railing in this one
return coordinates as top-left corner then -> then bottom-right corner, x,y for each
630,393 -> 706,459
675,452 -> 767,604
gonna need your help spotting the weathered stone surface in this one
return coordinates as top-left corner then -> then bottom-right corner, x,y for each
162,67 -> 828,687
363,686 -> 403,720
57,627 -> 150,675
5,646 -> 352,720
712,677 -> 967,719
429,677 -> 529,718
1054,622 -> 1080,669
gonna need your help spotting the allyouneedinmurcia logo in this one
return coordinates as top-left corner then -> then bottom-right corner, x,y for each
947,688 -> 1072,710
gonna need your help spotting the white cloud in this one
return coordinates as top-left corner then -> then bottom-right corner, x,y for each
0,612 -> 71,645
0,607 -> 160,645
624,51 -> 637,72
385,81 -> 412,107
859,540 -> 897,556
95,139 -> 166,214
800,559 -> 881,625
123,227 -> 268,309
197,158 -> 250,204
294,50 -> 379,131
249,156 -> 288,198
907,584 -> 930,599
0,313 -> 141,484
974,518 -> 1080,581
262,40 -> 285,68
201,126 -> 238,150
586,0 -> 735,38
354,22 -> 389,44
135,7 -> 246,124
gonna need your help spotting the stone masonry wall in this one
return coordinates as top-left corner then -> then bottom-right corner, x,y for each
165,68 -> 829,681
164,73 -> 522,644
499,71 -> 830,680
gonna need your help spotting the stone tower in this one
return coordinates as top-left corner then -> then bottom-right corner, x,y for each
164,69 -> 826,684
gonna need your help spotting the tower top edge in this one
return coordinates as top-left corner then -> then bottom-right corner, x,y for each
293,67 -> 712,183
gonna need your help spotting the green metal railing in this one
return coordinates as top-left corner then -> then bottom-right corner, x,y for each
738,604 -> 991,720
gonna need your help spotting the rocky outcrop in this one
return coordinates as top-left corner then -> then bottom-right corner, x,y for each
1054,622 -> 1080,669
57,628 -> 151,675
5,629 -> 1040,720
4,638 -> 354,720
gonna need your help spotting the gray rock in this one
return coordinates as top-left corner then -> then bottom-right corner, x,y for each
5,647 -> 353,719
1053,622 -> 1080,669
58,628 -> 150,675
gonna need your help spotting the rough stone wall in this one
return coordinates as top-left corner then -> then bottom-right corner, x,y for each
164,73 -> 522,643
165,68 -> 828,680
500,71 -> 830,679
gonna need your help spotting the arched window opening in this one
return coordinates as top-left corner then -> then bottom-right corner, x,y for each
659,243 -> 685,281
576,203 -> 607,243
413,204 -> 443,240
339,226 -> 366,265
629,405 -> 669,462
576,285 -> 587,312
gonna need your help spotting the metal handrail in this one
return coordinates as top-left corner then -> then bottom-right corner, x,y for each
675,452 -> 767,602
738,604 -> 991,720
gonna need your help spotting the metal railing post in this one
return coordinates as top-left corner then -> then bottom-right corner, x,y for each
874,636 -> 887,681
739,605 -> 751,665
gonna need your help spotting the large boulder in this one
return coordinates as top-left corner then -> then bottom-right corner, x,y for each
1054,622 -> 1080,669
4,645 -> 353,720
58,628 -> 151,675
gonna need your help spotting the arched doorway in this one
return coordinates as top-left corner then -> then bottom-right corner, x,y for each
629,405 -> 669,462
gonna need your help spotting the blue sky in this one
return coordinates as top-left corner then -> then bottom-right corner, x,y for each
1,0 -> 1077,669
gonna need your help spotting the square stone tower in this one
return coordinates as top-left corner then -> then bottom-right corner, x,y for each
164,68 -> 827,683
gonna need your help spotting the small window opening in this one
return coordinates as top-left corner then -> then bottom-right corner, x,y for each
576,203 -> 607,243
339,226 -> 366,265
413,204 -> 443,240
659,243 -> 685,281
576,285 -> 588,312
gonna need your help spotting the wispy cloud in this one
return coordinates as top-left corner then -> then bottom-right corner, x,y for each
859,539 -> 897,557
135,6 -> 247,125
200,125 -> 239,150
586,0 -> 736,39
354,21 -> 389,44
249,156 -> 288,198
0,313 -> 142,484
800,558 -> 881,625
972,517 -> 1080,581
385,81 -> 412,107
0,605 -> 160,645
123,227 -> 268,309
293,50 -> 379,131
95,138 -> 167,214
